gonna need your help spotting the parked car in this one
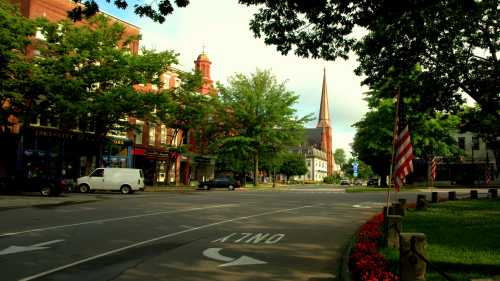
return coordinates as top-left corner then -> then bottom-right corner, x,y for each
77,168 -> 144,194
0,175 -> 67,196
198,177 -> 240,190
367,177 -> 379,186
353,179 -> 364,186
340,178 -> 350,185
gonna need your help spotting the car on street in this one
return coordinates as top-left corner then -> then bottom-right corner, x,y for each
367,177 -> 379,186
77,168 -> 144,194
0,175 -> 67,196
340,178 -> 350,186
353,179 -> 363,186
198,177 -> 240,190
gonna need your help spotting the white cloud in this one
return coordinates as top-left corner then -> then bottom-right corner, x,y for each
102,0 -> 369,155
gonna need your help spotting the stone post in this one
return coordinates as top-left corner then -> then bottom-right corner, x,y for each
386,215 -> 402,248
392,202 -> 406,216
416,195 -> 427,210
489,188 -> 498,198
400,233 -> 427,281
470,190 -> 478,199
448,191 -> 456,201
431,192 -> 438,203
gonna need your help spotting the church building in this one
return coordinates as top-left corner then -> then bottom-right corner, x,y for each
298,69 -> 336,181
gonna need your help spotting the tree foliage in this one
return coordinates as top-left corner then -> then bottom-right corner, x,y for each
0,1 -> 36,134
215,69 -> 310,185
279,152 -> 308,180
334,148 -> 346,167
69,0 -> 190,23
352,97 -> 461,186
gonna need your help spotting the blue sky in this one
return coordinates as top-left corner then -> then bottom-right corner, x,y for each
96,0 -> 369,155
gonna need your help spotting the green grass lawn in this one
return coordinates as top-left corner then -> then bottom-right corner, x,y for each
382,198 -> 500,281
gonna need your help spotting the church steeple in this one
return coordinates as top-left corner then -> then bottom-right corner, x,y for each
317,68 -> 330,128
194,49 -> 214,95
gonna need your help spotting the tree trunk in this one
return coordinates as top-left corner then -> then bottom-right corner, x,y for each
253,153 -> 259,186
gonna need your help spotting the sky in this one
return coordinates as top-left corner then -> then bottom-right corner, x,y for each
97,0 -> 370,155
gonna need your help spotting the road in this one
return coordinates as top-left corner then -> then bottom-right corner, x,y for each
0,188 -> 424,281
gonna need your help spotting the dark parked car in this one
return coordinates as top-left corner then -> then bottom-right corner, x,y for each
198,177 -> 240,190
0,175 -> 67,196
367,177 -> 379,186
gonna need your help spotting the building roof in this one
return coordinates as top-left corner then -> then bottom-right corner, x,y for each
197,52 -> 210,61
304,128 -> 323,148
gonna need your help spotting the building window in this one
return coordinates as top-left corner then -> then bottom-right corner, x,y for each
458,137 -> 465,150
161,125 -> 167,144
149,126 -> 156,146
135,120 -> 144,145
472,136 -> 480,150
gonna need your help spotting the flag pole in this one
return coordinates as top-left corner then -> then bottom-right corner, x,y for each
387,89 -> 401,215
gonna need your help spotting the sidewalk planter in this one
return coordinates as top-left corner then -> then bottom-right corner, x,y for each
349,213 -> 399,281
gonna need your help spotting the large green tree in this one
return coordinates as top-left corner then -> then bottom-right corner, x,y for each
279,152 -> 308,181
0,0 -> 36,134
216,69 -> 310,185
34,15 -> 190,169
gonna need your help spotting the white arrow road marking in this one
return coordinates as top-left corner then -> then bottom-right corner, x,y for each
203,247 -> 267,267
220,256 -> 267,267
0,239 -> 65,256
203,248 -> 233,262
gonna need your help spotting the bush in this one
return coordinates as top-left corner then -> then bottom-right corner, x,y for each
323,175 -> 337,184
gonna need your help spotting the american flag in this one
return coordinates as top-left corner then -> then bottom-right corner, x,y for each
393,124 -> 414,192
431,157 -> 437,181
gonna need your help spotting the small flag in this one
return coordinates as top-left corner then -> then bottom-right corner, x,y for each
485,166 -> 492,184
431,157 -> 437,181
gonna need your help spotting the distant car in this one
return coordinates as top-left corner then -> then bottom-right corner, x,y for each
77,168 -> 144,194
198,177 -> 240,190
0,175 -> 67,197
367,177 -> 379,186
340,178 -> 350,185
353,179 -> 363,186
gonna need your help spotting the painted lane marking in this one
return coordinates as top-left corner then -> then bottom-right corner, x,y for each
0,204 -> 236,238
0,240 -> 65,256
19,204 -> 318,281
203,248 -> 233,262
212,232 -> 285,244
203,248 -> 267,267
352,204 -> 371,209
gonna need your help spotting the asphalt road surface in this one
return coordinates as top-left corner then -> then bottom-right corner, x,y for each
0,188 -> 422,281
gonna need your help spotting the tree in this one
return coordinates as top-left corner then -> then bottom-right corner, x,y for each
216,69 -> 310,185
334,148 -> 346,168
352,97 -> 461,186
239,0 -> 498,112
68,0 -> 190,23
0,0 -> 36,134
34,15 -> 183,170
279,152 -> 307,181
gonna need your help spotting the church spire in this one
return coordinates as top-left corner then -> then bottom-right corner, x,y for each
317,68 -> 330,128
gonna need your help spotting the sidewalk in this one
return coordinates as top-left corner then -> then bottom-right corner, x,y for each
0,193 -> 104,210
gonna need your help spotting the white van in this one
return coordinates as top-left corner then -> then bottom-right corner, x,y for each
77,168 -> 144,194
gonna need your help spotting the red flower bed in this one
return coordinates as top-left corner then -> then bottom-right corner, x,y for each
349,213 -> 399,281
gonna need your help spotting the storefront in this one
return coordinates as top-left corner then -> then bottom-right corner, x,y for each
16,127 -> 132,181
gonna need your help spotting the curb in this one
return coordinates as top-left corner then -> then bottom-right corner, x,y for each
338,236 -> 354,281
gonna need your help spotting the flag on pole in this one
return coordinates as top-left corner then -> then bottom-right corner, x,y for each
431,157 -> 437,181
393,122 -> 414,192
